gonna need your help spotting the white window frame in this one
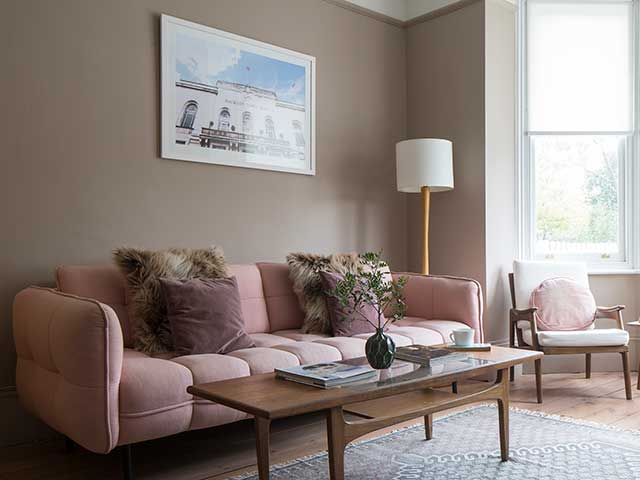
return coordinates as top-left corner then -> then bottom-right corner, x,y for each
516,0 -> 640,273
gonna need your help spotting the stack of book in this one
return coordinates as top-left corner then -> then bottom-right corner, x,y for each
395,345 -> 450,366
276,361 -> 376,389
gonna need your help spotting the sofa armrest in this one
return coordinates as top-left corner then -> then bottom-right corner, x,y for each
13,286 -> 123,453
393,273 -> 484,342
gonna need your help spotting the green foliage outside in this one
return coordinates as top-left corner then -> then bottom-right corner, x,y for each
535,137 -> 619,246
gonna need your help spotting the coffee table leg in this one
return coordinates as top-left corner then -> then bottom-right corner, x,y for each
255,417 -> 271,479
327,407 -> 346,480
424,414 -> 433,440
497,369 -> 509,461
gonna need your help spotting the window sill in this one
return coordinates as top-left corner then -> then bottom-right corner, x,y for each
588,270 -> 640,276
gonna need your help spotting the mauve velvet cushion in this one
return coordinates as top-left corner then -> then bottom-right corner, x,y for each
320,271 -> 382,337
160,276 -> 255,356
530,277 -> 596,331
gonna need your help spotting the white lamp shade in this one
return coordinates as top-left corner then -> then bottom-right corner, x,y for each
396,139 -> 454,193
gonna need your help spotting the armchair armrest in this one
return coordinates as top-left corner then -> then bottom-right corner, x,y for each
509,307 -> 540,349
510,307 -> 538,320
13,286 -> 123,453
596,305 -> 625,329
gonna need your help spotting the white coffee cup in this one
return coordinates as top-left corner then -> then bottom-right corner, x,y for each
449,328 -> 475,346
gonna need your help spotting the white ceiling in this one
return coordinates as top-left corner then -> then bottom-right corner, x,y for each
343,0 -> 515,22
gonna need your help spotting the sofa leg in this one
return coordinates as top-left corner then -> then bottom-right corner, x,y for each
451,382 -> 458,394
122,445 -> 134,480
64,436 -> 75,453
585,353 -> 591,379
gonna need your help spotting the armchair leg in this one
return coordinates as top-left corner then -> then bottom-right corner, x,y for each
122,445 -> 134,480
585,354 -> 591,379
534,358 -> 543,404
622,351 -> 632,400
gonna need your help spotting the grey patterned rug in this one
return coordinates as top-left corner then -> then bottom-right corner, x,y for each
233,405 -> 640,479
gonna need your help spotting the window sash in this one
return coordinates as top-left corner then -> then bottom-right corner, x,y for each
517,0 -> 638,271
526,133 -> 629,266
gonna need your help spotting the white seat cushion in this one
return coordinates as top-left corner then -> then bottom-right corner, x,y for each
522,328 -> 629,347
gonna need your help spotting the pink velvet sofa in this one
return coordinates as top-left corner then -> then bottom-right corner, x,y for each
13,263 -> 483,457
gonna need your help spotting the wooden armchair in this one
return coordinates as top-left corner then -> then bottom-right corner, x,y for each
508,260 -> 631,403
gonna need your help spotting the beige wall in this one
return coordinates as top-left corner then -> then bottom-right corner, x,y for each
0,0 -> 406,400
406,0 -> 487,290
406,0 -> 518,344
484,0 -> 516,343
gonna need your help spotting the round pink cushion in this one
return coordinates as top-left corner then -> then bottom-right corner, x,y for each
529,277 -> 596,331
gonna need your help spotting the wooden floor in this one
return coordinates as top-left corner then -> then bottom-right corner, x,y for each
1,372 -> 639,480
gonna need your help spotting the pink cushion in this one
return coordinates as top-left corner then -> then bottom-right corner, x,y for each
160,277 -> 255,356
320,271 -> 380,337
530,277 -> 596,331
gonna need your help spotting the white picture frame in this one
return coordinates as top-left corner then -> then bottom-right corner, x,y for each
161,14 -> 316,175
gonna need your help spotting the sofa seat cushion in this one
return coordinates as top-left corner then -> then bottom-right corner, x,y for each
271,329 -> 329,342
249,333 -> 297,348
119,349 -> 192,417
171,354 -> 250,385
522,328 -> 629,348
313,337 -> 367,359
395,318 -> 471,342
227,347 -> 300,374
171,353 -> 251,431
273,342 -> 342,364
352,331 -> 413,347
387,325 -> 444,345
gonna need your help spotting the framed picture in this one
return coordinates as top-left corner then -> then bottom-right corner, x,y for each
161,15 -> 316,175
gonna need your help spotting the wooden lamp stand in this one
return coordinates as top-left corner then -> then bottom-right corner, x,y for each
421,186 -> 430,275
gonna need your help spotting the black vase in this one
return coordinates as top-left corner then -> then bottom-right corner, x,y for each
365,328 -> 396,369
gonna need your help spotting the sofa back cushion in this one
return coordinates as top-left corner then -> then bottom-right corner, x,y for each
228,264 -> 270,334
57,263 -> 275,348
256,263 -> 305,332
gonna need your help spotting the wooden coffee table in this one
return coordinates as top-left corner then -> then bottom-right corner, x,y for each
188,346 -> 542,480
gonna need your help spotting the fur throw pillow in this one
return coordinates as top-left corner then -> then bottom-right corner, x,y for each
113,246 -> 228,354
286,252 -> 362,334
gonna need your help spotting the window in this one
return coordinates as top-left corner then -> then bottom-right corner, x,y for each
242,111 -> 252,134
218,108 -> 231,131
292,120 -> 305,147
178,101 -> 198,129
519,0 -> 636,270
265,116 -> 275,138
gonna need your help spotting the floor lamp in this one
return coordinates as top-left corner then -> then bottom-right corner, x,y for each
396,139 -> 454,275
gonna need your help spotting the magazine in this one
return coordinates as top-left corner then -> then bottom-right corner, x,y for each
395,345 -> 450,366
275,361 -> 376,388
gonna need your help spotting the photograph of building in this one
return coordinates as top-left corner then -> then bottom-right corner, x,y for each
162,20 -> 314,174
